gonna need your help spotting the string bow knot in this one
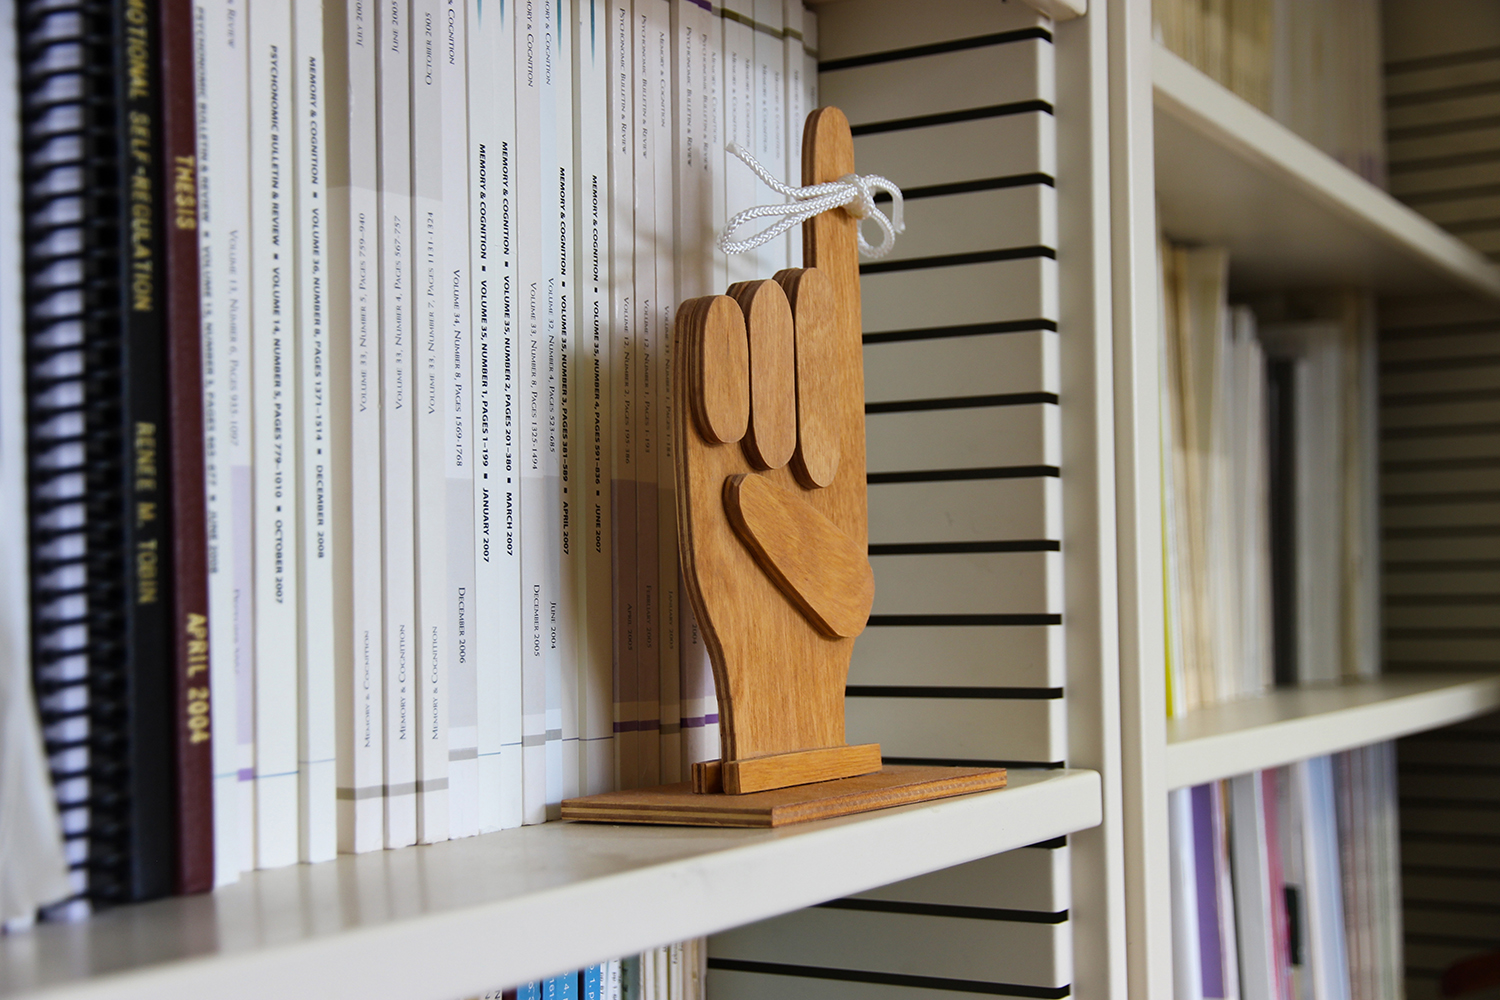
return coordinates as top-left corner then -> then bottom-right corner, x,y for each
716,142 -> 905,260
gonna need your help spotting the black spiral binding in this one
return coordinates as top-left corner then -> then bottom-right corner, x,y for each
17,0 -> 133,912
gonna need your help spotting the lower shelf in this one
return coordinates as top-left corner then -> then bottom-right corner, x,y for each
1165,672 -> 1500,789
0,769 -> 1101,1000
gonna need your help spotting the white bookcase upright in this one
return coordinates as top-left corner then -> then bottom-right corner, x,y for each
4,2 -> 1500,999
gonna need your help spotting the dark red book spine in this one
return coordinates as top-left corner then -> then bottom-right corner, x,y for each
160,0 -> 214,894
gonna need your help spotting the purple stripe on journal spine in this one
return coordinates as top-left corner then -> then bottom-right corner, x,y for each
1191,784 -> 1225,998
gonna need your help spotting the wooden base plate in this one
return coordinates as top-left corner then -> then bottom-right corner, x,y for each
559,765 -> 1007,828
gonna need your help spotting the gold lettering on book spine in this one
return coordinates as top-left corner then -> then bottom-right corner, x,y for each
185,613 -> 210,743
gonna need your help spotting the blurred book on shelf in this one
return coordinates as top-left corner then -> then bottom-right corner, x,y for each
1169,745 -> 1403,1000
1158,241 -> 1380,716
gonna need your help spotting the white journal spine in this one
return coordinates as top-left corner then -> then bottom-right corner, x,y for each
195,0 -> 249,882
750,0 -> 783,275
647,0 -> 679,785
515,0 -> 550,825
442,0 -> 478,841
575,0 -> 615,795
554,0 -> 583,808
227,0 -> 258,878
292,0 -> 336,863
633,0 -> 662,788
248,0 -> 300,869
468,0 -> 524,831
411,0 -> 451,844
327,0 -> 386,855
377,0 -> 417,849
721,0 -> 755,287
465,0 -> 498,834
606,0 -> 637,789
782,0 -> 802,267
672,0 -> 716,768
495,7 -> 524,834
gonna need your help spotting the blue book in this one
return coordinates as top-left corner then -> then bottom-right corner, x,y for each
545,973 -> 578,1000
582,966 -> 603,1000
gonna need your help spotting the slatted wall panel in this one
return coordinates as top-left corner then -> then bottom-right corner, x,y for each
1382,9 -> 1500,995
1381,297 -> 1500,1000
1399,712 -> 1500,997
1385,3 -> 1500,262
708,1 -> 1069,996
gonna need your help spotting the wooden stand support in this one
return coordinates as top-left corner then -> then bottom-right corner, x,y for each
561,766 -> 1008,828
691,744 -> 883,795
563,107 -> 1005,827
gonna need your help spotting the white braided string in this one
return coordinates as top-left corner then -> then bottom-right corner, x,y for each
716,142 -> 905,259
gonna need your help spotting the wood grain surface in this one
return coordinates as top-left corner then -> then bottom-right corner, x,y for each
727,279 -> 797,470
723,472 -> 874,640
722,743 -> 883,794
688,744 -> 883,795
688,295 -> 750,446
777,266 -> 841,490
669,108 -> 873,782
561,766 -> 1009,827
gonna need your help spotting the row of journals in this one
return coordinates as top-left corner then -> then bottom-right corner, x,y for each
1170,745 -> 1404,1000
466,945 -> 707,1000
4,0 -> 822,917
1159,240 -> 1380,716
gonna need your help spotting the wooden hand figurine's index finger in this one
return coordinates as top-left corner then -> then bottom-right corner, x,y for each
800,107 -> 868,545
802,108 -> 858,278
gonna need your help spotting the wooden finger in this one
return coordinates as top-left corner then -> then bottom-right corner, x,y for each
723,472 -> 874,638
685,295 -> 749,445
774,267 -> 841,489
727,280 -> 796,470
798,107 -> 869,547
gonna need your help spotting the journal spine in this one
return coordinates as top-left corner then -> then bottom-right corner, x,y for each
112,0 -> 176,902
160,0 -> 214,895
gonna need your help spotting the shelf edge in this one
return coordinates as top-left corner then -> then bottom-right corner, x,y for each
1164,677 -> 1500,789
6,771 -> 1102,1000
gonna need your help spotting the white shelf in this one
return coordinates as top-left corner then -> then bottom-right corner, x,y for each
1152,45 -> 1500,301
0,770 -> 1100,1000
1165,673 -> 1500,789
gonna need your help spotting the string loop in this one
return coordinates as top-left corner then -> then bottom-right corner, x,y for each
716,142 -> 905,260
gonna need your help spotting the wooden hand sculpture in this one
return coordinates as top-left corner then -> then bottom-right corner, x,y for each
675,108 -> 879,794
561,106 -> 1005,824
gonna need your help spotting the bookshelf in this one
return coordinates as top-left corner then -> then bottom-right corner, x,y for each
0,771 -> 1100,1000
1165,674 -> 1500,790
1122,5 -> 1500,999
9,3 -> 1500,999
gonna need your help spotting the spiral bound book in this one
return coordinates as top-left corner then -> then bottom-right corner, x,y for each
20,0 -> 178,906
0,0 -> 72,924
